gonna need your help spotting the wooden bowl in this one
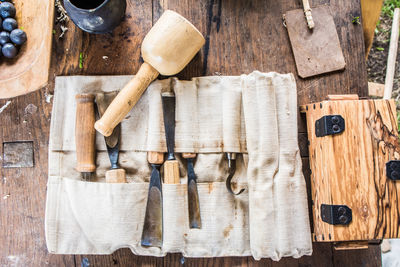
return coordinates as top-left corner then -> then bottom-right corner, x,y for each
0,1 -> 54,99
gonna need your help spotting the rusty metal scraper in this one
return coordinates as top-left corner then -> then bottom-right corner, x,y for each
285,4 -> 346,78
141,152 -> 164,247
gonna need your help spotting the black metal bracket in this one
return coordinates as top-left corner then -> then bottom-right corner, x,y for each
386,161 -> 400,180
321,204 -> 352,225
315,115 -> 345,137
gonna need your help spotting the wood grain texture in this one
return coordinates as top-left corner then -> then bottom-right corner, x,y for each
148,151 -> 164,165
361,0 -> 384,57
0,0 -> 54,99
163,160 -> 180,184
75,94 -> 96,173
105,168 -> 126,183
0,0 -> 381,266
303,99 -> 400,242
285,6 -> 346,78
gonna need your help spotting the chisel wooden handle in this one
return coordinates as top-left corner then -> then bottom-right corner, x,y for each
164,160 -> 180,184
75,94 -> 96,173
182,153 -> 196,159
106,169 -> 126,183
94,63 -> 159,137
148,151 -> 164,165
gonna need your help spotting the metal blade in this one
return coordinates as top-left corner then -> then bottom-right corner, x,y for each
106,139 -> 120,169
81,172 -> 92,181
141,164 -> 163,247
161,93 -> 176,161
95,92 -> 121,169
187,158 -> 201,229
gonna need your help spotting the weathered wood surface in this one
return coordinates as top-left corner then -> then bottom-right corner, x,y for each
285,6 -> 346,78
0,0 -> 54,99
0,0 -> 381,266
303,99 -> 400,242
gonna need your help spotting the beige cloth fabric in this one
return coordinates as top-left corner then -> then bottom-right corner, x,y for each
45,72 -> 312,260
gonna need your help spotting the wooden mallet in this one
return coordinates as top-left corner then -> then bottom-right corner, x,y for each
94,10 -> 205,137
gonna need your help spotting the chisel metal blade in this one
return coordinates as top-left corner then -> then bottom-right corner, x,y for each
161,92 -> 176,161
187,158 -> 201,229
141,164 -> 163,247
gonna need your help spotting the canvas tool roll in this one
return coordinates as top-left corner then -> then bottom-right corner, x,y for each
45,71 -> 312,261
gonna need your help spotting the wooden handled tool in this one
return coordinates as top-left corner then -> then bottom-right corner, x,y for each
182,152 -> 201,229
141,151 -> 164,247
75,94 -> 96,180
95,92 -> 126,183
162,92 -> 180,184
94,10 -> 205,137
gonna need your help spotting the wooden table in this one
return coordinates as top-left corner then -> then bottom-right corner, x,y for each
0,0 -> 382,266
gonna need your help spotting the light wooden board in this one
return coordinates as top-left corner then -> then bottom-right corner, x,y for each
0,0 -> 54,99
285,6 -> 346,78
303,99 -> 400,242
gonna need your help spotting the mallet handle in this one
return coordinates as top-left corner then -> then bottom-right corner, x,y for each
95,62 -> 159,137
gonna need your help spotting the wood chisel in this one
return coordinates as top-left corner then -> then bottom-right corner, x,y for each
95,92 -> 126,183
141,151 -> 164,247
161,92 -> 180,184
182,153 -> 201,229
75,94 -> 96,181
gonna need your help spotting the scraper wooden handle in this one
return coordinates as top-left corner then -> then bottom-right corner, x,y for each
106,169 -> 126,183
75,94 -> 96,173
94,63 -> 159,137
164,160 -> 180,184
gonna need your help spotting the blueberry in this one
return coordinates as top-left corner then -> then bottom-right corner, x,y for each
2,43 -> 17,58
3,17 -> 16,31
10,29 -> 25,45
0,2 -> 16,19
0,31 -> 9,45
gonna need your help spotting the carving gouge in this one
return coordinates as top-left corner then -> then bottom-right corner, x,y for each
226,152 -> 245,195
75,94 -> 96,181
162,92 -> 180,184
141,151 -> 164,247
95,92 -> 126,183
182,153 -> 201,229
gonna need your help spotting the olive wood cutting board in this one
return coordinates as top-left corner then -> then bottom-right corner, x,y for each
0,1 -> 54,99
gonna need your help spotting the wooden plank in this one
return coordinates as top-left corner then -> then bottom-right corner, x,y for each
0,90 -> 77,266
332,245 -> 381,267
304,99 -> 400,242
361,0 -> 384,57
285,6 -> 346,78
0,1 -> 54,99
